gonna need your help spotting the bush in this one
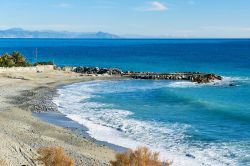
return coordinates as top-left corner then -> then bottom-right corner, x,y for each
110,147 -> 171,166
37,146 -> 75,166
0,51 -> 53,67
34,61 -> 54,66
0,51 -> 31,67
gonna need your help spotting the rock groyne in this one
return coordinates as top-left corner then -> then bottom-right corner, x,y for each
123,72 -> 222,83
69,67 -> 222,83
73,66 -> 122,75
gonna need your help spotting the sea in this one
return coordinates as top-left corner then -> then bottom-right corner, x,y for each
1,39 -> 250,166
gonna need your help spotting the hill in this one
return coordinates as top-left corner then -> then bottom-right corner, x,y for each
0,28 -> 119,39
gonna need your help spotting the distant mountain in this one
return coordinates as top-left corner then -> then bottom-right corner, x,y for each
0,28 -> 119,39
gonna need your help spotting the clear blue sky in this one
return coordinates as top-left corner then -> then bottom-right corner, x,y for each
0,0 -> 250,37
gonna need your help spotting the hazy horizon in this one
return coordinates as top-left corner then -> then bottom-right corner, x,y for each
1,27 -> 250,39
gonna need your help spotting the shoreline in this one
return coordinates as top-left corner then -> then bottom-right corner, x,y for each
13,73 -> 129,152
0,69 -> 123,165
29,81 -> 128,152
0,66 -> 231,165
33,111 -> 127,153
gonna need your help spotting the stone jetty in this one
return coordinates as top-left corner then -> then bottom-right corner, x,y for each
73,66 -> 122,75
63,66 -> 222,83
123,72 -> 222,83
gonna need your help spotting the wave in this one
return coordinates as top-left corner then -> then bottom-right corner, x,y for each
53,80 -> 249,166
58,80 -> 172,94
167,76 -> 250,88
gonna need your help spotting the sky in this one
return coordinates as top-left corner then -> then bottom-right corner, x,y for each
0,0 -> 250,38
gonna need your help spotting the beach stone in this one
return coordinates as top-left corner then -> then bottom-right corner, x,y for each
62,66 -> 74,72
186,153 -> 195,159
9,87 -> 58,112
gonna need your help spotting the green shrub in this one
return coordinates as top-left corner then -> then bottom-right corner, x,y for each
0,51 -> 53,67
0,51 -> 31,67
34,61 -> 54,66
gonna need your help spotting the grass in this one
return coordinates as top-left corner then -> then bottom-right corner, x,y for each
37,146 -> 75,166
110,147 -> 171,166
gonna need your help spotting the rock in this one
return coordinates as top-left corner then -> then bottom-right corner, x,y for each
229,83 -> 236,87
71,66 -> 222,84
124,72 -> 222,83
62,66 -> 74,72
191,73 -> 222,83
54,66 -> 61,70
73,67 -> 122,75
186,153 -> 195,159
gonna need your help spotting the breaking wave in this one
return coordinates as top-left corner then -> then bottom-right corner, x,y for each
53,79 -> 250,166
167,76 -> 250,88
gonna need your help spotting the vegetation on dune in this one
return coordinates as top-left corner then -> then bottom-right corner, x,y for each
110,147 -> 172,166
0,51 -> 30,67
34,61 -> 54,66
0,51 -> 54,67
37,146 -> 75,166
36,146 -> 171,166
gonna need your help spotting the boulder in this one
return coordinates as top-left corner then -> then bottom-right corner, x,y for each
73,67 -> 122,75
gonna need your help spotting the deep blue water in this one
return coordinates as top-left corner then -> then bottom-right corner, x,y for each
1,39 -> 250,76
1,39 -> 250,165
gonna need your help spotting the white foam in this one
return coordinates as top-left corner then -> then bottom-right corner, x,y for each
60,80 -> 171,94
167,81 -> 198,88
67,113 -> 204,166
222,76 -> 250,84
167,76 -> 250,88
53,80 -> 247,166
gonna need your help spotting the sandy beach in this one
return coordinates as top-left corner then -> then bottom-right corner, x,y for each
0,67 -> 121,166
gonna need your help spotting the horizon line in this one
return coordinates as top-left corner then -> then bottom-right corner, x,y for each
1,28 -> 250,39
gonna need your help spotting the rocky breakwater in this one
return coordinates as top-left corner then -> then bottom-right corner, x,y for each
70,67 -> 222,83
73,66 -> 123,75
123,72 -> 223,83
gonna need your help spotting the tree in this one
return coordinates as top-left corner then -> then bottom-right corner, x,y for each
0,51 -> 52,67
11,51 -> 26,65
0,53 -> 14,67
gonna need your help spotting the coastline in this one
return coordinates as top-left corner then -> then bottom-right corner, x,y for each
0,68 -> 123,165
0,65 -> 242,165
32,111 -> 127,153
0,39 -> 249,166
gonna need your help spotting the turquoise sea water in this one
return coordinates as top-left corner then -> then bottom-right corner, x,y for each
1,39 -> 250,165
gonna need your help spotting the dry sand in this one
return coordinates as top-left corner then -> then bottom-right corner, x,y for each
0,69 -> 121,166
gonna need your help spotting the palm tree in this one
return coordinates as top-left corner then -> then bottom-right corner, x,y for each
0,53 -> 14,67
11,51 -> 25,65
1,53 -> 10,66
0,56 -> 3,65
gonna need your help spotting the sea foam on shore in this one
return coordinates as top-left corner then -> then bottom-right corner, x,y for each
53,79 -> 250,166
